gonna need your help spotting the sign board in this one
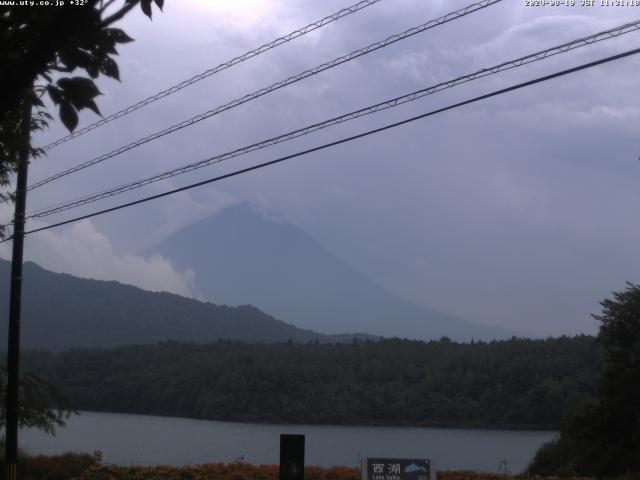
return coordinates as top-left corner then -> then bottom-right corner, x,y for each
279,434 -> 305,480
362,458 -> 432,480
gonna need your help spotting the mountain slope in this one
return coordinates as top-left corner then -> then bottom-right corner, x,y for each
0,259 -> 360,350
150,202 -> 513,341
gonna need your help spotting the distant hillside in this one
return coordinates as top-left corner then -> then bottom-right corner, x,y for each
151,202 -> 514,341
0,259 -> 367,350
23,336 -> 600,429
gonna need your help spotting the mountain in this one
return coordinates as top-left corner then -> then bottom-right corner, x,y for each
150,202 -> 513,341
0,259 -> 366,351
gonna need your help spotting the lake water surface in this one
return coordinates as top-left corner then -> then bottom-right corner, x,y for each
21,411 -> 556,473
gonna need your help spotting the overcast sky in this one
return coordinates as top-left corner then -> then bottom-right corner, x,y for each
2,0 -> 639,337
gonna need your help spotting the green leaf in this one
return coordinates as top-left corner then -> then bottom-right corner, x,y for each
100,57 -> 120,81
57,77 -> 102,112
46,85 -> 63,105
59,102 -> 78,132
59,47 -> 94,72
85,100 -> 101,116
100,37 -> 119,55
58,77 -> 101,100
140,0 -> 152,18
86,63 -> 100,79
106,28 -> 134,44
102,42 -> 118,55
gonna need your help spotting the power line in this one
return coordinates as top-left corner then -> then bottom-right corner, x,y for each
26,20 -> 640,220
27,0 -> 503,192
40,0 -> 386,152
12,46 -> 639,241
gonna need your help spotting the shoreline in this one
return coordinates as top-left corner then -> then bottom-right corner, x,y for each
67,410 -> 560,434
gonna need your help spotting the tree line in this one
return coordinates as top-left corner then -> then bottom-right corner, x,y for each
20,335 -> 599,430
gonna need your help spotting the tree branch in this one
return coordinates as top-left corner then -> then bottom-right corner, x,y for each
100,0 -> 118,13
101,1 -> 138,27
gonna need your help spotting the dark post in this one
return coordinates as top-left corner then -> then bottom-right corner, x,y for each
5,98 -> 32,480
279,434 -> 305,480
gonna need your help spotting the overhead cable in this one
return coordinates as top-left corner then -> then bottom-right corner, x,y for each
27,0 -> 503,192
40,0 -> 386,151
26,19 -> 640,219
11,46 -> 639,241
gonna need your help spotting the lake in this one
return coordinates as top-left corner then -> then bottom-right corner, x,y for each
20,411 -> 556,473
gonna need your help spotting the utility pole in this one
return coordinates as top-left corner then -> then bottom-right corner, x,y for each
4,96 -> 32,480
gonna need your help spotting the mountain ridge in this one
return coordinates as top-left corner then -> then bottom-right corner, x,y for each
0,259 -> 372,351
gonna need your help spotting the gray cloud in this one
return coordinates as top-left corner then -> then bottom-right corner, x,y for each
21,0 -> 640,336
0,207 -> 198,298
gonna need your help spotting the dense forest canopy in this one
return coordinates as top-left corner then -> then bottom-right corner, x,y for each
20,336 -> 599,430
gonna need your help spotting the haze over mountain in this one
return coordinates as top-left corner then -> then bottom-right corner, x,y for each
151,202 -> 514,341
0,259 -> 365,351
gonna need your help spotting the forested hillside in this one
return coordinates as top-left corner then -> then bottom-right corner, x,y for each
0,259 -> 368,349
22,336 -> 599,430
